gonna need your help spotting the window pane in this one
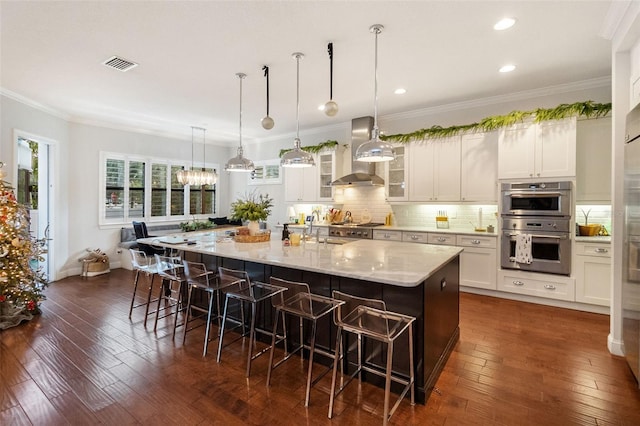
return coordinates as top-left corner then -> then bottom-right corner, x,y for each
188,167 -> 216,215
171,165 -> 184,216
151,164 -> 167,217
105,159 -> 124,219
129,161 -> 145,218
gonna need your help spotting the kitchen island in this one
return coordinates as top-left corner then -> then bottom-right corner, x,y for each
139,234 -> 462,403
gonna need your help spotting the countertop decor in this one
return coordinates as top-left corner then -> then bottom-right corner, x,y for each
229,191 -> 273,222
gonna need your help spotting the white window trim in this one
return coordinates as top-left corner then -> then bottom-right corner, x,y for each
99,151 -> 219,226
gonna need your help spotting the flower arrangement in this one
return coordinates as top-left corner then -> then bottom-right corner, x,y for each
230,191 -> 273,222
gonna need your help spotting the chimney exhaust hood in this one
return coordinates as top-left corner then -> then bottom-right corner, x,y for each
331,116 -> 385,186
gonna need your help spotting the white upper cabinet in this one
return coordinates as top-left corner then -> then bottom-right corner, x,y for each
576,117 -> 611,202
317,151 -> 342,201
408,136 -> 461,202
460,131 -> 498,202
385,145 -> 408,201
498,118 -> 576,179
283,156 -> 318,202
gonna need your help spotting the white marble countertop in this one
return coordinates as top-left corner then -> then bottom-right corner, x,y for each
575,235 -> 611,243
140,233 -> 463,288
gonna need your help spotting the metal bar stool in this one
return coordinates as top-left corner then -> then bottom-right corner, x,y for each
128,249 -> 160,326
182,260 -> 238,356
328,291 -> 416,426
153,254 -> 187,335
216,267 -> 287,377
266,277 -> 344,407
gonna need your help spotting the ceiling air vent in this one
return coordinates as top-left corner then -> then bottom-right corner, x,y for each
102,56 -> 138,72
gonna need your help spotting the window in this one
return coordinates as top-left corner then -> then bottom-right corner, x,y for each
100,152 -> 218,225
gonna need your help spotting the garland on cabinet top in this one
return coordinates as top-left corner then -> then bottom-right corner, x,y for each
278,100 -> 611,156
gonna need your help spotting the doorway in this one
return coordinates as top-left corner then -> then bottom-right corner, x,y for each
15,132 -> 54,282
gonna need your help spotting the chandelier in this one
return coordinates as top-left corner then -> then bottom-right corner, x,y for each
177,127 -> 217,186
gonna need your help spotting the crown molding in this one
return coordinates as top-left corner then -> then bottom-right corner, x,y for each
381,76 -> 612,123
1,87 -> 71,121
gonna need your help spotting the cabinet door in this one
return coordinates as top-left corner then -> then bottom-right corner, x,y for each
461,132 -> 498,202
576,117 -> 611,202
575,256 -> 611,306
318,152 -> 335,201
301,163 -> 318,201
536,117 -> 576,178
460,248 -> 497,290
284,167 -> 304,202
434,137 -> 461,201
498,123 -> 536,179
385,145 -> 408,201
408,142 -> 435,201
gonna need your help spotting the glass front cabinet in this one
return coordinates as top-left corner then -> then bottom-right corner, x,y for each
385,145 -> 408,201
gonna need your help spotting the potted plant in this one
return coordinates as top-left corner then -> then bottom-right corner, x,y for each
230,191 -> 273,236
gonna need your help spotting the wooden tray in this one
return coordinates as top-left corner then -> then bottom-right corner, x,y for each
235,230 -> 271,243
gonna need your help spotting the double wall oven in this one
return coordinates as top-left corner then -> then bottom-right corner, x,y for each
500,181 -> 572,276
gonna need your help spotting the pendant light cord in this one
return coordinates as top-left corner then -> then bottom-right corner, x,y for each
295,54 -> 300,139
201,127 -> 207,170
262,65 -> 270,116
373,28 -> 379,131
327,43 -> 334,100
190,126 -> 195,169
236,73 -> 246,153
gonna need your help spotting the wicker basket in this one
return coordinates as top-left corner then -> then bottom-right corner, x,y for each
234,230 -> 271,243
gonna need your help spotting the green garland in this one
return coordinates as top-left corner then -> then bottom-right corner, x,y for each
277,101 -> 611,154
279,140 -> 339,158
382,101 -> 611,143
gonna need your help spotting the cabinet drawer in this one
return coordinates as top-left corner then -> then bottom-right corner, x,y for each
499,272 -> 575,302
402,231 -> 429,244
373,230 -> 403,241
456,234 -> 497,248
428,233 -> 456,245
576,243 -> 611,258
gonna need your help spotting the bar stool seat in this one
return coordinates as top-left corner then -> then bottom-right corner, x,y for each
216,267 -> 287,377
153,254 -> 187,335
266,277 -> 344,407
128,249 -> 161,326
328,291 -> 416,426
181,260 -> 237,357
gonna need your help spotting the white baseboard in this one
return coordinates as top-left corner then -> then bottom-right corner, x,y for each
608,333 -> 625,357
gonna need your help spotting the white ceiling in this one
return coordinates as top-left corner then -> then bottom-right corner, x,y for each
0,1 -> 614,146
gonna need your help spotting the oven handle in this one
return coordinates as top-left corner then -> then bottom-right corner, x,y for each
505,232 -> 568,240
506,192 -> 564,198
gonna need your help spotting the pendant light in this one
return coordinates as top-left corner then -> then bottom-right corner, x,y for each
323,42 -> 338,117
225,72 -> 255,172
355,24 -> 395,163
261,65 -> 275,130
281,52 -> 315,168
177,127 -> 217,186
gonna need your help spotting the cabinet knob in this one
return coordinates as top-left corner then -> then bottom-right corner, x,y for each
513,280 -> 524,286
471,239 -> 481,245
411,235 -> 419,240
595,248 -> 608,253
544,284 -> 556,290
384,234 -> 391,239
437,237 -> 446,242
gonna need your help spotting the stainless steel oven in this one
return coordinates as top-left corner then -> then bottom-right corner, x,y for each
501,181 -> 572,217
500,217 -> 572,275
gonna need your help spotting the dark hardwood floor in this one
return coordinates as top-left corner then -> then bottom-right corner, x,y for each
1,268 -> 639,425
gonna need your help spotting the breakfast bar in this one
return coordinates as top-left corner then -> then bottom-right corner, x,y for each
139,234 -> 462,403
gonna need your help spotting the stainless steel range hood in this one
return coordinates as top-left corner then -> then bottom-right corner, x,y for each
331,116 -> 384,186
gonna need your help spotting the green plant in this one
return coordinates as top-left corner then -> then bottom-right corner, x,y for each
230,191 -> 273,222
179,219 -> 215,232
279,140 -> 340,158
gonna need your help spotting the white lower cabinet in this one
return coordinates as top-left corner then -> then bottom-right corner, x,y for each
373,229 -> 403,241
498,270 -> 575,302
574,242 -> 611,306
457,235 -> 497,290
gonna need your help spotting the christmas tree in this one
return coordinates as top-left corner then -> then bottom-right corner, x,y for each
0,162 -> 48,330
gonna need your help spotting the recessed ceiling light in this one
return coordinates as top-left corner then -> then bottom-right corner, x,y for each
494,17 -> 516,31
394,88 -> 406,95
499,64 -> 516,73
